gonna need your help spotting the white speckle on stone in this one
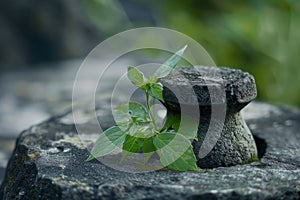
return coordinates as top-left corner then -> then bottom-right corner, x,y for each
44,148 -> 61,154
63,148 -> 71,153
53,135 -> 85,149
59,164 -> 66,169
18,190 -> 25,196
230,87 -> 234,96
160,184 -> 184,190
217,189 -> 235,194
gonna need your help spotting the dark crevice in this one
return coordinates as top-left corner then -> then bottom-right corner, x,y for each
253,135 -> 267,158
56,146 -> 64,152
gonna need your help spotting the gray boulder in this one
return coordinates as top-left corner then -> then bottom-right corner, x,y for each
1,102 -> 300,199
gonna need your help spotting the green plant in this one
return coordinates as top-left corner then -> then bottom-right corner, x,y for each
86,45 -> 199,172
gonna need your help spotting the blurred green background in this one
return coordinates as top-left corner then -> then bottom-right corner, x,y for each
1,0 -> 299,107
84,0 -> 300,107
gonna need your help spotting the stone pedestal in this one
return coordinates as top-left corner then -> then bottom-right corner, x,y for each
160,66 -> 258,168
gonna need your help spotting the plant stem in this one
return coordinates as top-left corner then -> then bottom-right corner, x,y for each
146,92 -> 157,130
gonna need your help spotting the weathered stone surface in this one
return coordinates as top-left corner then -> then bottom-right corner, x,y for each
194,111 -> 258,168
1,102 -> 300,199
160,66 -> 258,168
160,66 -> 257,107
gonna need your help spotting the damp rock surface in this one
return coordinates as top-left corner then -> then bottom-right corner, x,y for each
1,102 -> 300,200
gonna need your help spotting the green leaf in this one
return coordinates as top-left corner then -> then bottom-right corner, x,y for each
114,102 -> 148,126
153,131 -> 198,172
128,102 -> 148,121
167,145 -> 199,172
142,137 -> 156,162
162,113 -> 180,130
113,110 -> 131,127
147,74 -> 158,84
152,45 -> 187,80
137,125 -> 156,138
86,126 -> 126,161
147,83 -> 164,102
127,66 -> 146,88
128,123 -> 138,136
162,114 -> 198,140
121,135 -> 144,160
177,115 -> 198,139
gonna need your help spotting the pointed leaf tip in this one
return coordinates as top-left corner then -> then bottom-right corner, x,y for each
152,45 -> 188,79
85,155 -> 95,162
179,45 -> 188,54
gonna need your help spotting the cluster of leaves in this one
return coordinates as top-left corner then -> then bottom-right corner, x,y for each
87,45 -> 199,172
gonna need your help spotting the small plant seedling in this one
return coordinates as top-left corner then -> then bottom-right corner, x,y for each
86,45 -> 199,172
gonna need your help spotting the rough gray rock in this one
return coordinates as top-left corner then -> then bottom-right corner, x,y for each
160,66 -> 257,107
160,66 -> 258,168
1,102 -> 300,199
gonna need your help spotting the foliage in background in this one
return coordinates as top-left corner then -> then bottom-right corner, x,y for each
84,0 -> 300,107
